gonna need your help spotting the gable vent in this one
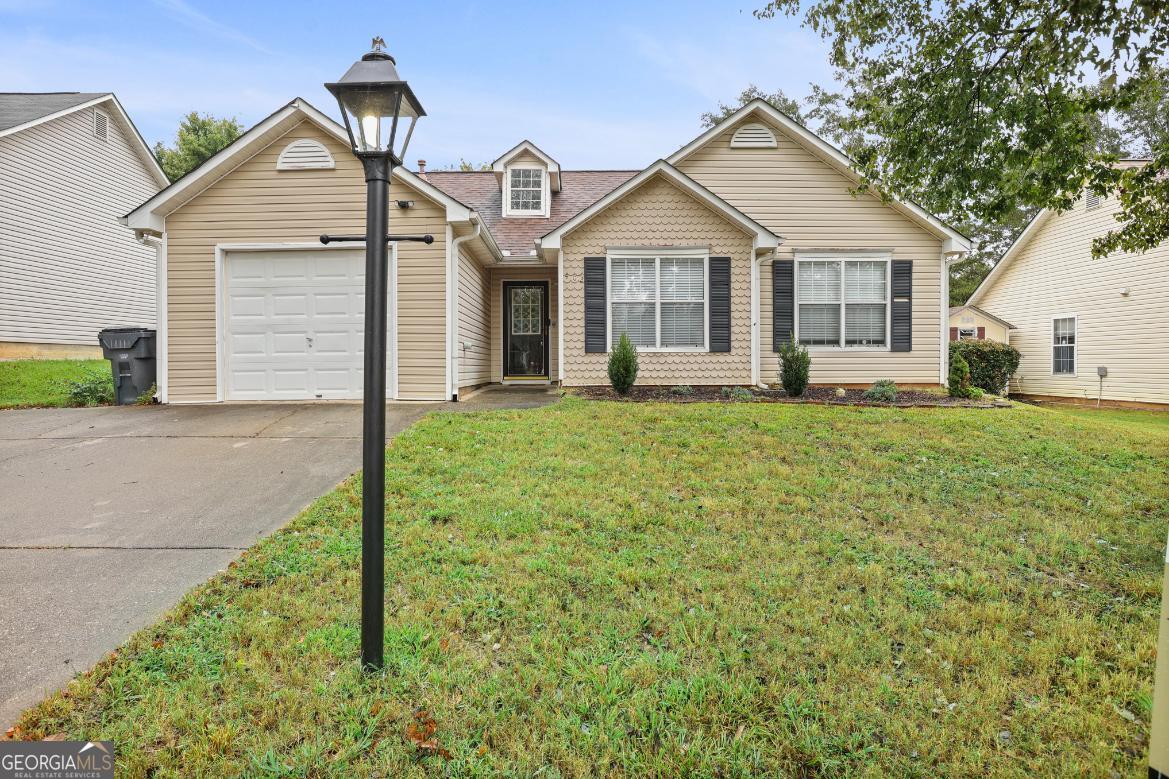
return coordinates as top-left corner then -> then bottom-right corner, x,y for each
276,139 -> 335,170
93,108 -> 109,142
1085,191 -> 1101,210
730,122 -> 777,149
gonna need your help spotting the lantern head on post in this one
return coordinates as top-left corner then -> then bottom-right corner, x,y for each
325,37 -> 425,166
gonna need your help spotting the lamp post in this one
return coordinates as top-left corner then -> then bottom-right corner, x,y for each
323,38 -> 429,671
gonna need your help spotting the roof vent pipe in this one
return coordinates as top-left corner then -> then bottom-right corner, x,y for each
417,159 -> 427,178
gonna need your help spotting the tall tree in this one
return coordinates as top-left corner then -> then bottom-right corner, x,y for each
756,0 -> 1169,258
700,84 -> 804,128
153,112 -> 243,182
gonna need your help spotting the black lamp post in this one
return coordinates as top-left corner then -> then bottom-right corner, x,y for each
323,37 -> 431,671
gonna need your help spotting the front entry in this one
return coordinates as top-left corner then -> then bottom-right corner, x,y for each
503,281 -> 549,380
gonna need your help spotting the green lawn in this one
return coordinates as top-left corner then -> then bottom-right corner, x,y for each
14,400 -> 1169,777
0,359 -> 110,408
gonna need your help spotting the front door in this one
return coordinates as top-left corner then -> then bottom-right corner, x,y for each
503,281 -> 548,380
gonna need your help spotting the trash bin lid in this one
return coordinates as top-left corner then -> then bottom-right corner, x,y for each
98,327 -> 156,350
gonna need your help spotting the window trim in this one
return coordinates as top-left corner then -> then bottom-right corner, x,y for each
503,165 -> 548,218
605,248 -> 710,353
793,252 -> 892,351
1051,314 -> 1077,377
957,327 -> 977,341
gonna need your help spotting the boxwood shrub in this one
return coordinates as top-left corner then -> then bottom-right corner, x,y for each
949,340 -> 1021,394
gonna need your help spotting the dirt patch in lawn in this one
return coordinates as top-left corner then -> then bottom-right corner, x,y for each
571,384 -> 1001,407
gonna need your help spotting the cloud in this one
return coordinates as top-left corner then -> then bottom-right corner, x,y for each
149,0 -> 273,54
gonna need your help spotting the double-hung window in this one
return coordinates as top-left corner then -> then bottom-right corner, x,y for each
609,253 -> 707,350
796,257 -> 889,348
1053,316 -> 1076,374
508,167 -> 544,215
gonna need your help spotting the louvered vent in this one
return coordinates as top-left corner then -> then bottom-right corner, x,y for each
276,139 -> 335,170
730,122 -> 777,149
93,109 -> 109,141
1085,191 -> 1101,210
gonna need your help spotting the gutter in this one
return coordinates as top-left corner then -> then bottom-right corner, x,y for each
135,229 -> 166,403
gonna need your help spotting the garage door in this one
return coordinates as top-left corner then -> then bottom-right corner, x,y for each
223,249 -> 390,400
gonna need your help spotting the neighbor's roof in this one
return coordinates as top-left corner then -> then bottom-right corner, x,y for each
425,170 -> 637,254
0,92 -> 107,132
949,305 -> 1016,330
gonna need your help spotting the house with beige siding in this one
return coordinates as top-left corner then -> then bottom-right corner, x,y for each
948,305 -> 1015,344
123,97 -> 969,403
969,171 -> 1169,406
1,92 -> 167,358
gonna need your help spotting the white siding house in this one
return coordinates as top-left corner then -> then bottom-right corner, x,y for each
0,93 -> 167,358
970,175 -> 1169,406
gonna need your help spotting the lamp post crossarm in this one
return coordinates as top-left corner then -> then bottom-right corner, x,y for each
320,233 -> 434,245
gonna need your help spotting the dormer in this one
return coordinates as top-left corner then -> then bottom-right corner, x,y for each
492,140 -> 560,218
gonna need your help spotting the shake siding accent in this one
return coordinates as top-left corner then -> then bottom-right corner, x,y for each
561,175 -> 754,385
457,247 -> 490,387
0,105 -> 160,345
977,199 -> 1169,404
164,120 -> 448,402
489,266 -> 558,382
675,118 -> 944,384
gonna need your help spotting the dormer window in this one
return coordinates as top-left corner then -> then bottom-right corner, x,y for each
508,167 -> 544,214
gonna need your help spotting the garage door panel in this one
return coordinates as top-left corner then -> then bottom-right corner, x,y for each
224,249 -> 388,401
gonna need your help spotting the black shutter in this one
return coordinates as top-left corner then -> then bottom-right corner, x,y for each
891,260 -> 912,352
584,257 -> 607,353
709,257 -> 731,352
772,260 -> 794,350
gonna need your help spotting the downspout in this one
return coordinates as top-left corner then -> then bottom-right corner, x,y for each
448,218 -> 482,401
753,246 -> 779,389
940,244 -> 966,385
135,229 -> 166,403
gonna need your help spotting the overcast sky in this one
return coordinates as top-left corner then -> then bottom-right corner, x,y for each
0,0 -> 836,169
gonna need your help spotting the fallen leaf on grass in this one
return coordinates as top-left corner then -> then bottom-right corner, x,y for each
406,710 -> 451,759
477,744 -> 489,757
5,726 -> 21,740
42,733 -> 66,741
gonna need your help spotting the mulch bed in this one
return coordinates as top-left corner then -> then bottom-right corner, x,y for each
572,385 -> 1004,408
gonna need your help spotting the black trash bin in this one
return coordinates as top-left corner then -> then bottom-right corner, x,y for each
98,328 -> 157,405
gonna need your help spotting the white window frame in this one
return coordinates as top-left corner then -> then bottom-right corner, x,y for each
504,165 -> 548,218
605,248 -> 709,353
1052,314 -> 1077,376
793,252 -> 892,351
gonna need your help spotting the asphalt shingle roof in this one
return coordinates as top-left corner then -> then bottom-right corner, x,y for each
0,92 -> 108,133
424,170 -> 638,255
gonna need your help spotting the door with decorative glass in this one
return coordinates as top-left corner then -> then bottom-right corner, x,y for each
503,281 -> 548,379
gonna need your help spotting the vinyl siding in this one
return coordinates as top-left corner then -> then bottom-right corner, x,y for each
457,246 -> 490,387
0,103 -> 161,344
951,309 -> 1010,343
675,116 -> 945,385
164,120 -> 447,402
490,266 -> 558,382
561,174 -> 754,386
977,198 -> 1169,404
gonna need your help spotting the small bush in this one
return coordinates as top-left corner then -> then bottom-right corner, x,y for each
721,386 -> 754,402
949,340 -> 1021,393
607,333 -> 639,395
969,386 -> 986,400
777,338 -> 810,397
670,385 -> 694,396
64,371 -> 114,407
948,352 -> 974,399
135,382 -> 158,405
863,379 -> 898,403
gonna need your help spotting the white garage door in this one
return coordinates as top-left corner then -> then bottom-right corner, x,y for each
223,249 -> 391,400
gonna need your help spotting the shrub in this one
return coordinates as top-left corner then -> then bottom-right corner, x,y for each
949,340 -> 1021,394
948,352 -> 974,398
863,379 -> 898,403
777,338 -> 810,397
64,371 -> 114,407
721,386 -> 754,401
135,382 -> 158,405
969,386 -> 986,400
607,333 -> 639,395
670,385 -> 694,396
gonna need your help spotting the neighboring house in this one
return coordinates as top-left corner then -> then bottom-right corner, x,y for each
0,92 -> 168,358
122,97 -> 970,403
969,165 -> 1169,406
948,305 -> 1015,343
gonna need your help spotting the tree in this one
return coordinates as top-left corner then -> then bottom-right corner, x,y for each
438,159 -> 491,171
701,84 -> 804,128
153,112 -> 243,182
756,0 -> 1169,258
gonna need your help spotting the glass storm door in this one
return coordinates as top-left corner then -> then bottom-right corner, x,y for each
504,282 -> 548,378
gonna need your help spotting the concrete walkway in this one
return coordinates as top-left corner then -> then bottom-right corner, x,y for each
0,386 -> 556,726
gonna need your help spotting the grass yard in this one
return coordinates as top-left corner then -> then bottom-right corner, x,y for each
13,399 -> 1169,777
0,359 -> 110,408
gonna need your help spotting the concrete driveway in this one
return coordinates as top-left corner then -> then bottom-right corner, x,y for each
0,387 -> 556,726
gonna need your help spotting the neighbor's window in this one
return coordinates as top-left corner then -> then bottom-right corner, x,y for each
796,258 -> 888,347
609,255 -> 706,350
958,328 -> 977,341
508,167 -> 543,213
1053,317 -> 1076,374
